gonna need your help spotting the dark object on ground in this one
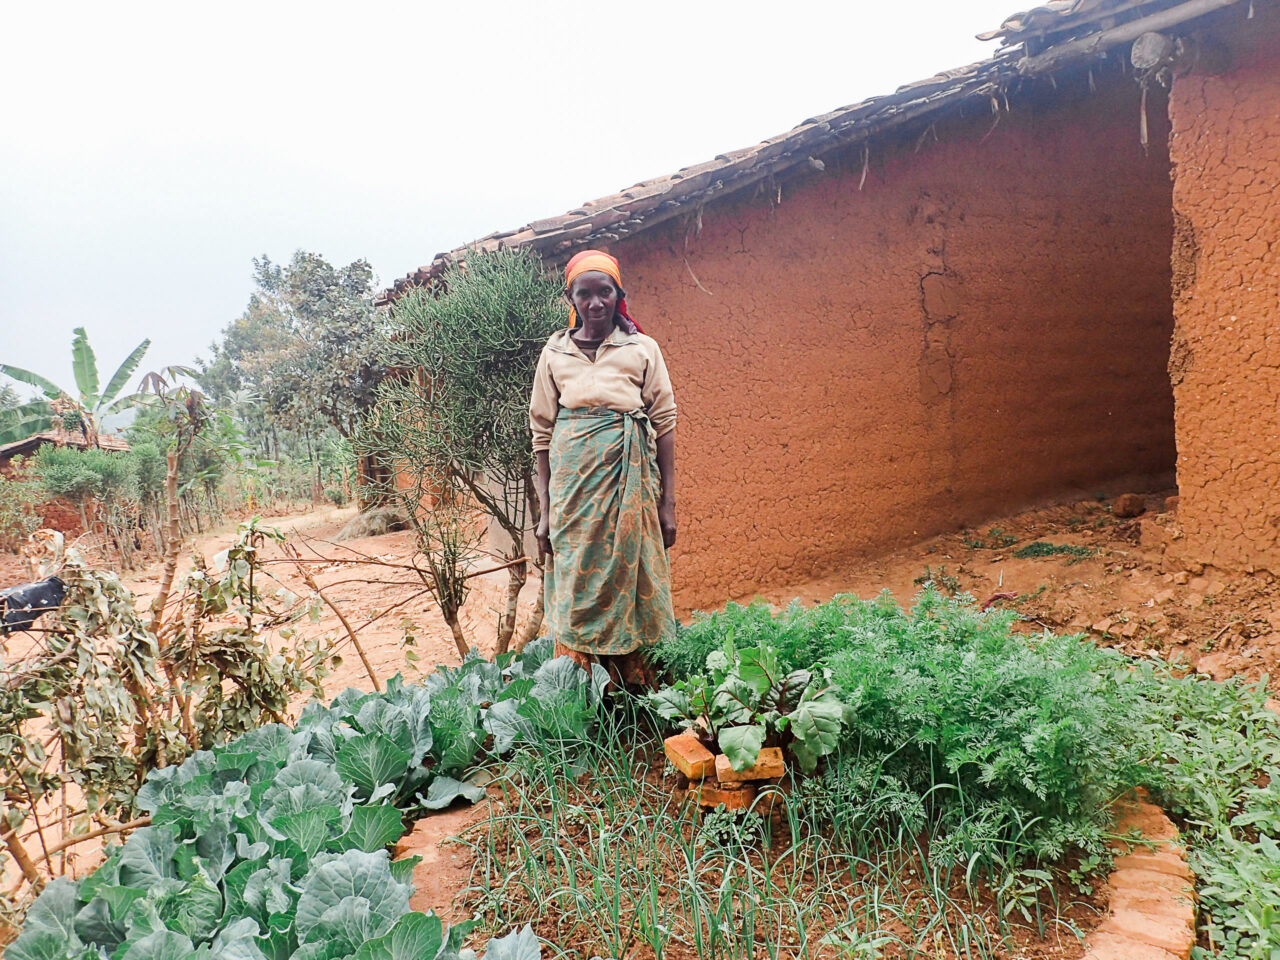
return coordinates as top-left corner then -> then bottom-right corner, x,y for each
1113,493 -> 1147,518
0,576 -> 66,635
335,506 -> 410,542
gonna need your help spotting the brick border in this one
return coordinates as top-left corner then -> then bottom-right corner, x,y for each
1082,792 -> 1196,960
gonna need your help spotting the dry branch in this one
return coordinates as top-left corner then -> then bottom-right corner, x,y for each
284,545 -> 381,692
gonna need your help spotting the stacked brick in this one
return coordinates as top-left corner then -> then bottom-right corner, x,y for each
664,733 -> 785,812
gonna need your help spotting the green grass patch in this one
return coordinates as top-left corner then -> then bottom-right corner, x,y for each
1012,541 -> 1098,563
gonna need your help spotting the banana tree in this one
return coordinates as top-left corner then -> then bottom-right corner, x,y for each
0,327 -> 150,446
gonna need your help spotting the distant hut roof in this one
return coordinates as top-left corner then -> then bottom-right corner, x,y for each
0,429 -> 131,463
378,0 -> 1252,305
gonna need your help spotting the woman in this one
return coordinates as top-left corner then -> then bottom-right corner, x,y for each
530,249 -> 677,685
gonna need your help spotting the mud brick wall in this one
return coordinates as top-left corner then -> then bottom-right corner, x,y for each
615,78 -> 1177,614
1168,14 -> 1280,573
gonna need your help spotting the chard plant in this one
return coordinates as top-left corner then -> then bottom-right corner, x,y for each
647,639 -> 848,773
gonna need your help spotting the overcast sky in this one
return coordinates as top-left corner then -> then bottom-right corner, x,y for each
1,0 -> 1018,393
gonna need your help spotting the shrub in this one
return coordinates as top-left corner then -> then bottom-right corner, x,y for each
0,457 -> 42,551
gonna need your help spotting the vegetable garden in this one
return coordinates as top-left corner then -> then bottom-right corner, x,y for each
7,574 -> 1279,959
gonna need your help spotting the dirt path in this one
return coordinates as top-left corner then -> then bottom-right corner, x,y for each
119,505 -> 543,704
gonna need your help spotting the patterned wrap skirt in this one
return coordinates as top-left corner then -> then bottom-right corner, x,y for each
545,407 -> 676,660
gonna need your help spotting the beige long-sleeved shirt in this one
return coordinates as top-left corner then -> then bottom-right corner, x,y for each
529,327 -> 677,452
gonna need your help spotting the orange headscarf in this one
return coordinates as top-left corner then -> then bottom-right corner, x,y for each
564,249 -> 643,333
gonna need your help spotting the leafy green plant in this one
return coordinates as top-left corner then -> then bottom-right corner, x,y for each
9,716 -> 542,960
8,635 -> 590,958
1119,664 -> 1280,959
697,807 -> 767,852
647,638 -> 848,773
912,564 -> 964,595
0,457 -> 42,551
651,590 -> 1156,874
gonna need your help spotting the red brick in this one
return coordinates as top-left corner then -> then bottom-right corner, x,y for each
1107,867 -> 1196,926
1113,851 -> 1192,881
1085,929 -> 1181,960
1111,799 -> 1180,844
715,747 -> 785,783
1107,907 -> 1195,957
689,779 -> 757,811
664,733 -> 715,781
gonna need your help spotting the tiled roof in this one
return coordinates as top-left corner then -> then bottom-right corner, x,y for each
378,0 -> 1250,305
0,430 -> 131,461
980,0 -> 1166,48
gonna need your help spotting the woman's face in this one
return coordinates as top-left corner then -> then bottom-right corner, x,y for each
568,271 -> 619,327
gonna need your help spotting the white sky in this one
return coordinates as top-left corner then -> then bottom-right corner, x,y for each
1,0 -> 1018,393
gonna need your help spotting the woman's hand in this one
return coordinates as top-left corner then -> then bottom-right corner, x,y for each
659,499 -> 677,550
536,513 -> 552,562
535,449 -> 552,562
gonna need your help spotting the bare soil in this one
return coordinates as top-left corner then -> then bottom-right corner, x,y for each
767,489 -> 1279,692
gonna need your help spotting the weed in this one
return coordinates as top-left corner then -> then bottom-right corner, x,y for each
962,527 -> 1018,550
1016,584 -> 1048,604
697,808 -> 767,852
913,564 -> 963,596
1013,541 -> 1098,563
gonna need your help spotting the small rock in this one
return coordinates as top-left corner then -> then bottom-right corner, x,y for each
1182,593 -> 1204,608
1188,577 -> 1210,593
1163,495 -> 1179,513
1154,589 -> 1175,604
1187,562 -> 1205,576
1092,618 -> 1115,635
1172,571 -> 1189,585
1113,494 -> 1147,518
1205,580 -> 1226,597
1120,622 -> 1140,638
1196,652 -> 1231,681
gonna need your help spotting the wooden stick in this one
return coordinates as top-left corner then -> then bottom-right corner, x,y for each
1017,0 -> 1242,75
2,827 -> 41,890
38,816 -> 152,858
284,545 -> 381,692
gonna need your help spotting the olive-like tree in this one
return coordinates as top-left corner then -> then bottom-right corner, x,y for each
365,248 -> 562,655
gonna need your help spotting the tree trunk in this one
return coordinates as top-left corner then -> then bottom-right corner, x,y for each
494,562 -> 527,656
446,615 -> 469,660
513,572 -> 545,652
148,450 -> 182,635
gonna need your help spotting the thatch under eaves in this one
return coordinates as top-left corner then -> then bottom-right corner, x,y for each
377,0 -> 1254,306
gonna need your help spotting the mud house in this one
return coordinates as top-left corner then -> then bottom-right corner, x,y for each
380,0 -> 1278,613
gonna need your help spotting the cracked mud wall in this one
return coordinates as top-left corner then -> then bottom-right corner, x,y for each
1169,12 -> 1280,572
613,77 -> 1176,613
